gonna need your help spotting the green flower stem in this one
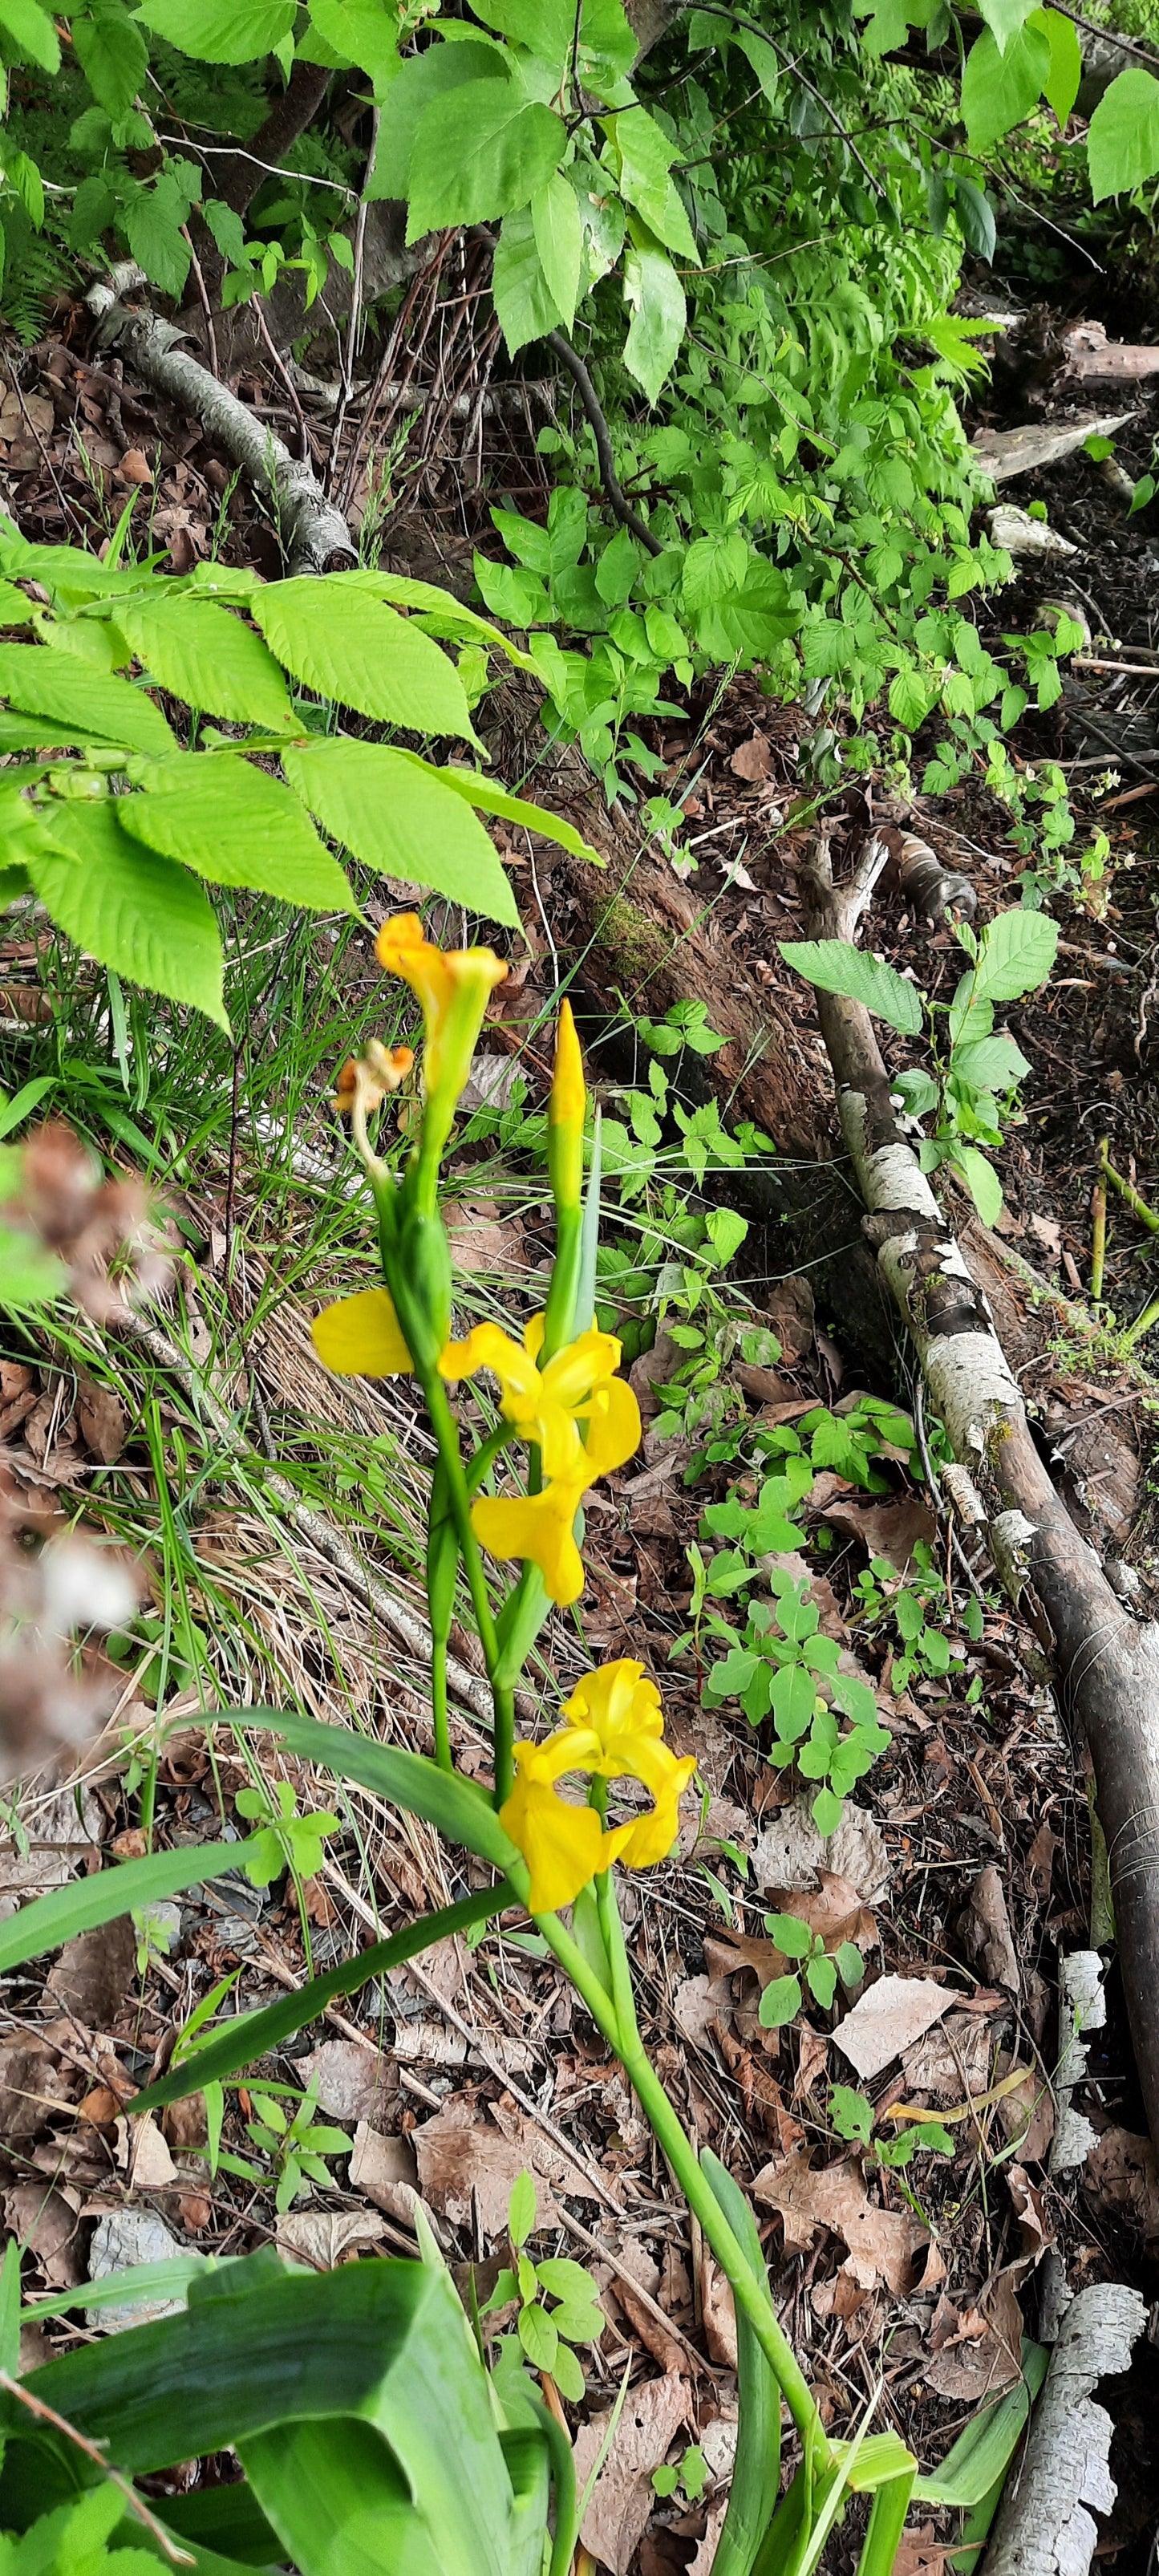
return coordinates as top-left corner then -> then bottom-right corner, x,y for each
432,1633 -> 450,1774
537,1900 -> 829,2467
541,1201 -> 582,1363
419,1370 -> 516,1803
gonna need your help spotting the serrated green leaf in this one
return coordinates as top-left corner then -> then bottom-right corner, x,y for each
252,578 -> 472,739
406,83 -> 565,237
974,907 -> 1058,1000
0,643 -> 176,753
421,762 -> 601,866
337,570 -> 538,671
1088,66 -> 1159,197
961,19 -> 1051,148
73,0 -> 148,113
976,0 -> 1037,47
28,802 -> 227,1025
492,203 -> 564,359
953,1144 -> 1004,1227
282,739 -> 518,927
119,758 -> 355,911
115,595 -> 295,731
367,38 -> 507,200
133,0 -> 296,63
780,939 -> 925,1036
531,171 -> 582,334
1035,5 -> 1081,125
610,108 -> 697,262
622,236 -> 686,405
0,0 -> 59,71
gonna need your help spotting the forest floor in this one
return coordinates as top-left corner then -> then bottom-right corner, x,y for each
3,251 -> 1159,2575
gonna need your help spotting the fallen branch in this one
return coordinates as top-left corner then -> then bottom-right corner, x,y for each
984,2282 -> 1145,2576
802,837 -> 1159,2152
85,266 -> 355,576
545,331 -> 664,557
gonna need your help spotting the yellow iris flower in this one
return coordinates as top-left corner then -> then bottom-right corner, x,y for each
375,915 -> 507,1120
440,1316 -> 639,1480
499,1659 -> 695,1911
311,1284 -> 412,1377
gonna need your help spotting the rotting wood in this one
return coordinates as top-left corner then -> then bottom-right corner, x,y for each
85,266 -> 355,577
800,833 -> 1159,2152
984,2281 -> 1146,2576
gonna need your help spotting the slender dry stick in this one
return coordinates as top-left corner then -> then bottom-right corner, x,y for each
1092,1142 -> 1108,1301
0,2374 -> 193,2564
1102,1152 -> 1159,1238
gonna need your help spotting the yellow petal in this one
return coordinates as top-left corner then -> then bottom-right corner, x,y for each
472,1484 -> 586,1604
617,1758 -> 695,1868
541,1329 -> 622,1410
311,1288 -> 413,1377
581,1377 -> 642,1476
565,1659 -> 661,1746
500,1764 -> 608,1912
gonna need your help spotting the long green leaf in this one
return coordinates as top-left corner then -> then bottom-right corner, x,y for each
282,738 -> 521,928
0,1841 -> 257,1974
857,2468 -> 917,2576
24,2258 -> 237,2322
780,939 -> 925,1037
129,1881 -> 513,2114
911,2346 -> 1047,2509
240,1711 -> 525,1877
701,2150 -> 780,2576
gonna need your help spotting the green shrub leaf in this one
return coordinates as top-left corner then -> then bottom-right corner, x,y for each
1088,66 -> 1159,198
115,596 -> 296,732
252,578 -> 472,738
133,0 -> 296,63
0,643 -> 176,754
283,739 -> 519,927
406,83 -> 564,236
119,757 -> 356,911
780,939 -> 925,1036
28,804 -> 227,1025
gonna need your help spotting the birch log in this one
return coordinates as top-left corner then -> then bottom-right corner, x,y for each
803,841 -> 1159,2152
984,2282 -> 1145,2576
86,270 -> 355,576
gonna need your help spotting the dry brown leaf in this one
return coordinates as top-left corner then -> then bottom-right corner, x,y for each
752,2152 -> 929,2292
0,1782 -> 104,1921
276,2207 -> 387,2269
610,2239 -> 688,2377
821,1492 -> 937,1572
997,2065 -> 1055,2164
700,2258 -> 738,2368
1007,2163 -> 1054,2277
794,2024 -> 829,2099
0,2034 -> 71,2140
1025,1822 -> 1058,1903
444,1199 -> 526,1274
762,1868 -> 877,1953
923,2272 -> 1023,2400
730,732 -> 772,781
162,2093 -> 208,2152
45,1913 -> 136,2030
4,2182 -> 83,2288
414,2096 -> 558,2237
671,1974 -> 734,2047
893,2522 -> 950,2576
754,1798 -> 890,1905
299,2039 -> 396,2128
901,2009 -> 995,2105
764,1275 -> 814,1365
573,2373 -> 692,2575
958,1867 -> 1019,1996
348,2122 -> 419,2225
833,1975 -> 953,2082
1083,2125 -> 1159,2237
124,2115 -> 177,2189
75,1377 -> 127,1465
488,2098 -> 608,2205
1028,1213 -> 1061,1261
115,447 -> 153,485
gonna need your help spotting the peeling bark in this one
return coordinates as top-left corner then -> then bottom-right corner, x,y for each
86,268 -> 356,576
802,842 -> 1159,2153
985,2282 -> 1145,2576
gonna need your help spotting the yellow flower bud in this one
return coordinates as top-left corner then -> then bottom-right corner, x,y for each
548,997 -> 586,1215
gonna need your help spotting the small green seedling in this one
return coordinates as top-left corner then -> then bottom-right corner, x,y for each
653,2444 -> 708,2501
829,2083 -> 953,2168
234,1779 -> 340,1885
759,1913 -> 865,2028
245,2075 -> 353,2214
480,2169 -> 605,2402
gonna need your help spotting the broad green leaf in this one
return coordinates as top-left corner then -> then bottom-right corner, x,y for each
0,0 -> 59,71
976,0 -> 1037,47
28,805 -> 227,1027
132,0 -> 296,63
120,757 -> 356,911
507,2169 -> 537,2246
1088,67 -> 1159,199
338,570 -> 538,670
406,85 -> 565,237
307,0 -> 398,88
493,205 -> 564,357
610,108 -> 697,262
1035,5 -> 1081,126
125,170 -> 194,298
954,1145 -> 1003,1227
242,2416 -> 445,2576
0,1839 -> 255,1974
780,939 -> 925,1036
367,38 -> 506,199
420,761 -> 602,865
243,1710 -> 525,1878
758,1974 -> 803,2027
622,237 -> 686,405
131,1884 -> 511,2114
27,2257 -> 224,2322
0,579 -> 34,627
73,0 -> 148,115
531,172 -> 582,334
699,2151 -> 781,2576
952,1032 -> 1030,1089
472,0 -> 634,83
282,739 -> 519,927
252,578 -> 472,739
0,643 -> 176,753
961,20 -> 1051,148
0,713 -> 105,751
974,907 -> 1058,1000
115,596 -> 295,731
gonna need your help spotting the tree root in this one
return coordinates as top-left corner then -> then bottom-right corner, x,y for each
86,266 -> 356,576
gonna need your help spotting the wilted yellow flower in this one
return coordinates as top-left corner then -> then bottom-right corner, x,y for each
332,1039 -> 414,1121
440,1315 -> 639,1481
375,915 -> 506,1130
499,1660 -> 695,1910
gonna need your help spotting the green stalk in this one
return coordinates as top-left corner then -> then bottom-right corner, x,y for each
537,1899 -> 829,2466
432,1633 -> 450,1774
